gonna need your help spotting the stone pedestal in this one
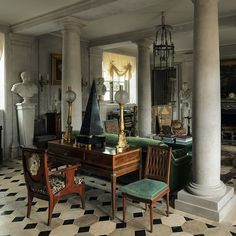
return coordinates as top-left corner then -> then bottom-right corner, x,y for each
16,103 -> 35,146
176,187 -> 234,221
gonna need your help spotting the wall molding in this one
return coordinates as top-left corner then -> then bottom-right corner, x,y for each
11,0 -> 118,34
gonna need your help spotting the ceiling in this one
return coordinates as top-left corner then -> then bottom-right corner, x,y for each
0,0 -> 236,52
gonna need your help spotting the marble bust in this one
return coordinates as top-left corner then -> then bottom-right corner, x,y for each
96,77 -> 106,101
11,71 -> 38,104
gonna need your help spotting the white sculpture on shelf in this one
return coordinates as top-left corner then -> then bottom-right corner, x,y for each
11,71 -> 38,147
179,82 -> 192,128
96,77 -> 106,101
11,71 -> 38,104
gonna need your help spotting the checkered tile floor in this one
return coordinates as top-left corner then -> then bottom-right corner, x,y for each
0,159 -> 236,236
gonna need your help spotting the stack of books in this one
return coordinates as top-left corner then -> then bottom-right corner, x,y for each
162,136 -> 176,143
175,136 -> 192,144
154,134 -> 176,143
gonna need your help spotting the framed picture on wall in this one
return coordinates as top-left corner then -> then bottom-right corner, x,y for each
51,53 -> 62,85
220,59 -> 236,99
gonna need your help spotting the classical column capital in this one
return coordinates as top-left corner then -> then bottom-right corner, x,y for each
134,38 -> 152,49
58,16 -> 85,34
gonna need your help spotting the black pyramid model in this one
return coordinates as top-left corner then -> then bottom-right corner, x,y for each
76,80 -> 105,146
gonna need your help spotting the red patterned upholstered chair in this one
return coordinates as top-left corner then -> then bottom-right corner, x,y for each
22,147 -> 85,225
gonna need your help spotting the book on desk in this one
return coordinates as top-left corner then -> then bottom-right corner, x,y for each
175,136 -> 192,143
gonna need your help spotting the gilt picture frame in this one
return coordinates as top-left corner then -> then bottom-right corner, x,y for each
51,53 -> 62,85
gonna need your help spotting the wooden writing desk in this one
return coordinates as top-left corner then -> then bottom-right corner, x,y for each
47,140 -> 141,219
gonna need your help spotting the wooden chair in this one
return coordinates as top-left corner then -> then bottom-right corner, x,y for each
22,147 -> 85,225
120,145 -> 172,232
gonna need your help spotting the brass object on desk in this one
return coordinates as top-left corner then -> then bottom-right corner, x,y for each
63,86 -> 76,143
115,85 -> 129,153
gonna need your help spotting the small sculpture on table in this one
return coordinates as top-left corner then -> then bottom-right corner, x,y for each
184,116 -> 192,136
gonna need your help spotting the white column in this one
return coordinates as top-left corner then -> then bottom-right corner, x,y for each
187,0 -> 225,197
136,39 -> 152,137
175,0 -> 234,221
60,17 -> 84,131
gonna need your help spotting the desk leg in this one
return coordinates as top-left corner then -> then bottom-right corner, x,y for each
111,173 -> 116,219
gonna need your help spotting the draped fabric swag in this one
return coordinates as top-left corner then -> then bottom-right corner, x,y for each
103,52 -> 136,80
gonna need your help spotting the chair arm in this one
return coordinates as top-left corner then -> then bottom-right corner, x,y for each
49,164 -> 81,175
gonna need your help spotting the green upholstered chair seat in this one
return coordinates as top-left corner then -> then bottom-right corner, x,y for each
120,179 -> 168,200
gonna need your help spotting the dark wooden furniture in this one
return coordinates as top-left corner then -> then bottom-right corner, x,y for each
47,140 -> 141,219
221,100 -> 236,141
22,147 -> 85,225
121,145 -> 172,232
46,112 -> 61,138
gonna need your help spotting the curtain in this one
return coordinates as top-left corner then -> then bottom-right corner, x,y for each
103,52 -> 136,80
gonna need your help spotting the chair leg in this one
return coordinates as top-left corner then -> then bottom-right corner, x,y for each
80,187 -> 85,209
166,192 -> 169,217
27,192 -> 33,218
123,193 -> 126,223
48,200 -> 55,226
144,203 -> 147,211
149,202 -> 153,233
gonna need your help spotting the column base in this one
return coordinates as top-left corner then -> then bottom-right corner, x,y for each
175,186 -> 234,222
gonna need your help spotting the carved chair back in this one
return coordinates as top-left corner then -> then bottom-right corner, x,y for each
22,148 -> 51,196
144,145 -> 172,185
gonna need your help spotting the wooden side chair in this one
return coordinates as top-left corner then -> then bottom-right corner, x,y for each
22,147 -> 85,225
120,145 -> 172,232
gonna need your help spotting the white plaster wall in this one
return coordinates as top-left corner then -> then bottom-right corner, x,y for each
81,41 -> 89,111
4,33 -> 37,159
38,34 -> 62,116
175,43 -> 236,87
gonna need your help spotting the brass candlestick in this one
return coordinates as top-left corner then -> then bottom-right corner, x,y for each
63,86 -> 76,143
115,85 -> 129,153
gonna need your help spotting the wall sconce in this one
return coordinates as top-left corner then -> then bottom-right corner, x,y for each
39,74 -> 49,92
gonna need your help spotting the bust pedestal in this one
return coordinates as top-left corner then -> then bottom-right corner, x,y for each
16,102 -> 35,147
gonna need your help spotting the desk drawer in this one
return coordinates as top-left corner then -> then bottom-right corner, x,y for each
114,150 -> 140,168
84,152 -> 112,168
48,142 -> 84,161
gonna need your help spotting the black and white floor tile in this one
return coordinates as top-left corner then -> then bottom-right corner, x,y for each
0,157 -> 236,236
